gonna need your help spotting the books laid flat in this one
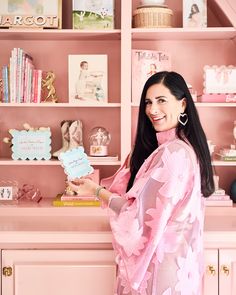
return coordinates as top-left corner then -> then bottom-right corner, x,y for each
132,49 -> 171,104
205,194 -> 233,206
87,155 -> 118,162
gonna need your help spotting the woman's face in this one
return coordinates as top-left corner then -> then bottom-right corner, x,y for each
145,83 -> 186,132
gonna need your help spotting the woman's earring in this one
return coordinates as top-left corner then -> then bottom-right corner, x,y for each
178,113 -> 188,126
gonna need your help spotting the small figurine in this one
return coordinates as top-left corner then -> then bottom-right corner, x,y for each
89,126 -> 111,156
42,71 -> 58,103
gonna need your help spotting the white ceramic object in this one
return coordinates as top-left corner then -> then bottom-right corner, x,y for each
140,0 -> 166,6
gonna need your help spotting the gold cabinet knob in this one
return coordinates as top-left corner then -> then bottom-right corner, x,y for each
221,265 -> 230,276
207,265 -> 216,276
2,266 -> 13,276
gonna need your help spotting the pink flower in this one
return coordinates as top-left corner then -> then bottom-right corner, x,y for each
111,204 -> 148,257
162,288 -> 172,295
151,148 -> 190,205
175,247 -> 200,295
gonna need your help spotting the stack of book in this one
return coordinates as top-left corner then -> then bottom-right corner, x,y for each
216,147 -> 236,162
52,194 -> 100,207
205,189 -> 233,206
1,47 -> 43,103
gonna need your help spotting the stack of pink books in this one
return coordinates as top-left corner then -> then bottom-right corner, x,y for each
205,189 -> 233,206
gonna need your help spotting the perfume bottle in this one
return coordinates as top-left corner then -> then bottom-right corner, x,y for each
89,127 -> 111,156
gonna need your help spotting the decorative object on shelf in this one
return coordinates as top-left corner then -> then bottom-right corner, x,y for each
140,1 -> 166,6
230,179 -> 236,203
3,123 -> 51,160
187,83 -> 197,102
132,49 -> 171,104
41,71 -> 58,103
183,0 -> 207,28
200,93 -> 236,103
215,121 -> 236,161
72,0 -> 114,30
53,120 -> 83,158
0,180 -> 18,203
89,126 -> 111,156
133,4 -> 173,28
58,146 -> 94,181
216,146 -> 236,161
0,0 -> 62,29
53,120 -> 72,158
207,140 -> 216,157
17,184 -> 42,203
69,54 -> 108,104
203,65 -> 236,94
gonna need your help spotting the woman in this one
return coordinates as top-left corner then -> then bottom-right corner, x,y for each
69,71 -> 214,294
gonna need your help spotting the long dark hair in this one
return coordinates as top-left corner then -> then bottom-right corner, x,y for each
127,71 -> 214,197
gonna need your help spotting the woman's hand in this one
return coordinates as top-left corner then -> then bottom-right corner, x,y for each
67,177 -> 98,196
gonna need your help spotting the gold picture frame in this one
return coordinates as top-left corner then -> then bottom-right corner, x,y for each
0,0 -> 62,29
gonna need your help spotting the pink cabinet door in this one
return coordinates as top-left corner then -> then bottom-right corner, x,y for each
203,249 -> 218,295
219,249 -> 236,295
2,249 -> 116,295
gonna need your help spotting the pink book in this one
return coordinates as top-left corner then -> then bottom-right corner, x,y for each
132,49 -> 171,104
208,194 -> 230,200
201,93 -> 236,103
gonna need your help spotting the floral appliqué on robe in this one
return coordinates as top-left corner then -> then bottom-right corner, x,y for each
101,128 -> 205,295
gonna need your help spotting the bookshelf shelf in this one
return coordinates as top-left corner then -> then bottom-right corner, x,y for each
195,103 -> 236,107
0,102 -> 121,108
131,27 -> 236,41
0,29 -> 121,41
0,159 -> 121,166
132,103 -> 236,107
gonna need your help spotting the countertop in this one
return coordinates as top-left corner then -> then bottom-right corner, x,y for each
0,200 -> 236,248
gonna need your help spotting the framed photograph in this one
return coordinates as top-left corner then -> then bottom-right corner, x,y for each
203,65 -> 236,94
68,54 -> 108,104
183,0 -> 207,28
0,0 -> 62,29
72,0 -> 115,30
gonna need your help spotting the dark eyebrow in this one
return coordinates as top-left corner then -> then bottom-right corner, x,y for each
145,96 -> 167,100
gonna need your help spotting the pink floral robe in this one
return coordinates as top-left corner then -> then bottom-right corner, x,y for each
101,128 -> 205,295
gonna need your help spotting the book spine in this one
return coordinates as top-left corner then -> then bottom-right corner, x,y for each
61,195 -> 96,201
52,200 -> 100,207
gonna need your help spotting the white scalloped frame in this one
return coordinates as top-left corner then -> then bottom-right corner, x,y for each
203,65 -> 236,94
10,130 -> 51,160
58,147 -> 94,181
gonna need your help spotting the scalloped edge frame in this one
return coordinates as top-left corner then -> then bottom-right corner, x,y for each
58,147 -> 94,180
10,129 -> 51,160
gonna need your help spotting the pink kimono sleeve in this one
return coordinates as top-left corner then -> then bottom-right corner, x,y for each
109,145 -> 194,291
